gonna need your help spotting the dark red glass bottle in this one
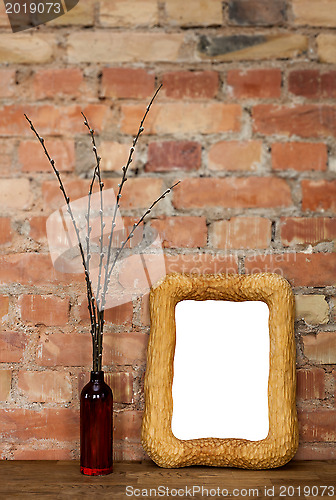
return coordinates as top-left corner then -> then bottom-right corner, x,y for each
80,371 -> 113,475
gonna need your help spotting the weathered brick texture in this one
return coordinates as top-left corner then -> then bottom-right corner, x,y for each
162,71 -> 219,99
146,141 -> 202,172
173,177 -> 292,209
19,295 -> 70,326
208,141 -> 262,171
211,217 -> 271,249
296,369 -> 325,400
227,69 -> 281,98
272,143 -> 327,171
101,68 -> 155,99
0,0 -> 335,461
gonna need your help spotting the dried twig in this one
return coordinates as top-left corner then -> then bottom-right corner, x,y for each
81,112 -> 105,368
100,84 -> 163,311
101,181 -> 181,310
24,114 -> 99,368
25,84 -> 180,372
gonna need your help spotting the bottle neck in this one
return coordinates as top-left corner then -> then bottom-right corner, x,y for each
90,371 -> 104,383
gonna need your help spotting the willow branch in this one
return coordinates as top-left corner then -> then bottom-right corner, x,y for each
101,181 -> 180,309
24,114 -> 98,368
101,85 -> 163,309
81,112 -> 105,370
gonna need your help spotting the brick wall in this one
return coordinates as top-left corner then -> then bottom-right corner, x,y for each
0,0 -> 335,461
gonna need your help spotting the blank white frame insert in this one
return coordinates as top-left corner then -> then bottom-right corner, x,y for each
172,300 -> 270,441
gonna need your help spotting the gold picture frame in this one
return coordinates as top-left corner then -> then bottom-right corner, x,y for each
141,273 -> 299,469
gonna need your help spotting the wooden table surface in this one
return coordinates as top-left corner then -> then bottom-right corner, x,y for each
0,460 -> 335,499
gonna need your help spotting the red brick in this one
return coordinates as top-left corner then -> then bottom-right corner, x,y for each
150,216 -> 207,248
289,69 -> 336,98
114,411 -> 142,441
12,446 -> 72,460
245,252 -> 336,287
116,253 -> 167,291
0,69 -> 15,98
288,69 -> 318,98
281,217 -> 336,246
19,295 -> 69,326
162,71 -> 219,99
38,331 -> 148,366
0,179 -> 33,210
146,141 -> 201,172
302,180 -> 336,212
165,254 -> 238,275
272,142 -> 327,171
101,68 -> 155,99
0,253 -> 82,286
0,104 -> 109,136
121,103 -> 242,135
253,104 -> 336,138
0,254 -> 52,285
0,331 -> 26,363
117,253 -> 237,290
18,371 -> 72,403
0,218 -> 12,245
173,177 -> 292,209
0,105 -> 58,136
0,295 -> 9,322
42,177 -> 163,212
298,409 -> 336,442
34,68 -> 84,99
104,333 -> 148,366
78,371 -> 133,403
227,69 -> 281,98
60,104 -> 109,135
0,370 -> 11,401
104,302 -> 134,327
208,141 -> 262,171
294,443 -> 336,460
320,71 -> 336,98
19,139 -> 75,172
38,331 -> 92,367
100,142 -> 132,172
303,331 -> 336,364
28,216 -> 48,242
211,217 -> 271,249
77,296 -> 133,326
296,368 -> 325,400
0,408 -> 79,441
0,139 -> 15,173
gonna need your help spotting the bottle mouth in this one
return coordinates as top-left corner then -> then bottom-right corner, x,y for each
90,371 -> 104,382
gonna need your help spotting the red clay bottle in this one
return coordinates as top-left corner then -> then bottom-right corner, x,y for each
80,371 -> 113,475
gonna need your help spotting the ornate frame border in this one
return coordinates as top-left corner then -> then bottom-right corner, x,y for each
141,273 -> 298,469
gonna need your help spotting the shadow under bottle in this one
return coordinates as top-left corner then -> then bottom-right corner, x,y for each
80,371 -> 113,475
